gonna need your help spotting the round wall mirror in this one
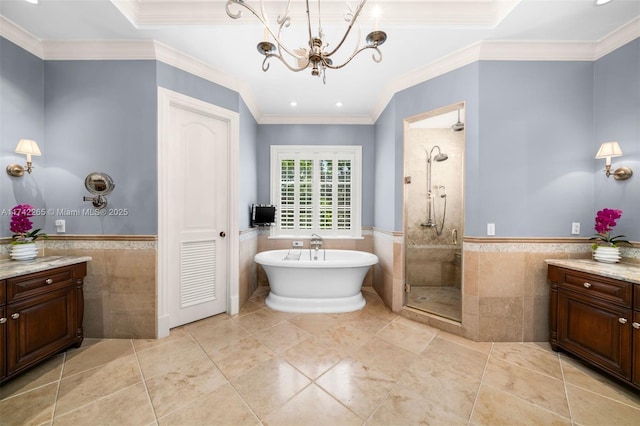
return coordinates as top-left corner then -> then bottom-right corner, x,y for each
85,172 -> 115,195
83,172 -> 115,209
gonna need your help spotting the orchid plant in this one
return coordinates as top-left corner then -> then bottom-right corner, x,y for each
10,204 -> 47,244
590,208 -> 630,248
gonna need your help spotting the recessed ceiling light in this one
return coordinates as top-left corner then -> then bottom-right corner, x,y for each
23,0 -> 38,3
336,102 -> 343,108
290,101 -> 297,107
594,0 -> 613,5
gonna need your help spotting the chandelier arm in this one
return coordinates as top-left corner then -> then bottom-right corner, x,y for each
323,45 -> 381,70
276,0 -> 293,26
228,0 -> 303,60
224,0 -> 243,19
324,0 -> 368,58
264,53 -> 311,73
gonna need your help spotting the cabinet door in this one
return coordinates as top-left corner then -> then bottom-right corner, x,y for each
6,286 -> 78,376
558,290 -> 632,380
0,305 -> 6,381
633,311 -> 640,387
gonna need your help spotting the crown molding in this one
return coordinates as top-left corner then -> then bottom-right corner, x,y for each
110,0 -> 517,27
1,13 -> 638,125
258,114 -> 373,125
370,25 -> 640,122
594,16 -> 640,59
0,16 -> 43,58
41,39 -> 157,60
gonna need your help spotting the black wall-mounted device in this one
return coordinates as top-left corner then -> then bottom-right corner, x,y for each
250,204 -> 276,227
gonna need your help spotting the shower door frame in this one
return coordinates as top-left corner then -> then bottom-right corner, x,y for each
402,101 -> 466,321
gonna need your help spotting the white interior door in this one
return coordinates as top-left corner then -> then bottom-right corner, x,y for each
166,99 -> 228,327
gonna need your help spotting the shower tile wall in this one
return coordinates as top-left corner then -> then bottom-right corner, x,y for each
406,247 -> 461,287
405,127 -> 464,290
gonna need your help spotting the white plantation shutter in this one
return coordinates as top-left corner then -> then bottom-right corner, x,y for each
271,146 -> 361,238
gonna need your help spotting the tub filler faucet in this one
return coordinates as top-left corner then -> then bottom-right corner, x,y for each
310,233 -> 324,260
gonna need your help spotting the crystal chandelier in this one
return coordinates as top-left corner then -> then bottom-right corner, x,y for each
225,0 -> 387,83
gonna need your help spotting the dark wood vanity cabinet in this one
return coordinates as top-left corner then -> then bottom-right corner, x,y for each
1,280 -> 6,380
0,262 -> 86,383
548,264 -> 639,390
634,285 -> 640,387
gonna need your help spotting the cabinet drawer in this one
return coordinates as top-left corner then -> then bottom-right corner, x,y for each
7,266 -> 74,304
559,269 -> 632,308
635,284 -> 640,311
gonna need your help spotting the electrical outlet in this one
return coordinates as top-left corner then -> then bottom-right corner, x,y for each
292,241 -> 303,247
571,222 -> 580,235
487,223 -> 495,236
55,219 -> 66,233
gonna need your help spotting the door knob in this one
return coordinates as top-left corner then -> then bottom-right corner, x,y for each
219,231 -> 226,238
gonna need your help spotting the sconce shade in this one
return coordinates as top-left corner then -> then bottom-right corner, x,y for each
15,139 -> 41,157
6,139 -> 42,177
595,141 -> 622,159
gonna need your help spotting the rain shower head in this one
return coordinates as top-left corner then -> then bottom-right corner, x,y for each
451,109 -> 464,132
434,153 -> 448,162
428,145 -> 448,163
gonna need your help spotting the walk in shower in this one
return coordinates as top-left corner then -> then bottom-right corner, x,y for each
403,103 -> 465,322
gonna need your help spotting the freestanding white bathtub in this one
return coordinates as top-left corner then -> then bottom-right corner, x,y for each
254,249 -> 379,313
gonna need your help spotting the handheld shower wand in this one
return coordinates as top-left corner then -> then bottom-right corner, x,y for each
421,146 -> 449,235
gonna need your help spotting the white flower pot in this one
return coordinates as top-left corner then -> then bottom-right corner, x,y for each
593,246 -> 621,264
10,242 -> 37,261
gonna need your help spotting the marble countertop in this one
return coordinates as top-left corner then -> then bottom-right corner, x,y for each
0,256 -> 92,280
545,259 -> 640,284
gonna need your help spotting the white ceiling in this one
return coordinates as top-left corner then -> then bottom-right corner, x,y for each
1,0 -> 639,123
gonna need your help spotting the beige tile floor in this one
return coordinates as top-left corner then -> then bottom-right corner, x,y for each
1,287 -> 639,425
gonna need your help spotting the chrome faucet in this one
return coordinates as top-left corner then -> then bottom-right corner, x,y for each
310,233 -> 323,251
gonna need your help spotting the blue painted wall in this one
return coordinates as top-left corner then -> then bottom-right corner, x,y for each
239,99 -> 258,230
256,124 -> 376,227
156,62 -> 239,113
475,60 -> 594,237
375,38 -> 639,240
372,63 -> 480,232
1,38 -> 45,234
2,35 -> 638,240
373,98 -> 397,232
43,60 -> 158,234
593,39 -> 640,241
0,41 -> 249,237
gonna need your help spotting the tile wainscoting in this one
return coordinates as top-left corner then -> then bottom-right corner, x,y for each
2,233 -> 637,342
374,231 -> 640,342
0,236 -> 158,339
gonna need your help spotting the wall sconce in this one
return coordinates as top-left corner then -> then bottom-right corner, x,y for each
6,139 -> 42,177
595,141 -> 633,180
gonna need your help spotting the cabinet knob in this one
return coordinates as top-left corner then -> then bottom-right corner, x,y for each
45,278 -> 53,285
583,282 -> 592,288
633,322 -> 640,330
0,317 -> 6,324
11,313 -> 20,320
618,317 -> 627,324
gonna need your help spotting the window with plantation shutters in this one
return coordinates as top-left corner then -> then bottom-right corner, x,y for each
270,146 -> 362,238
